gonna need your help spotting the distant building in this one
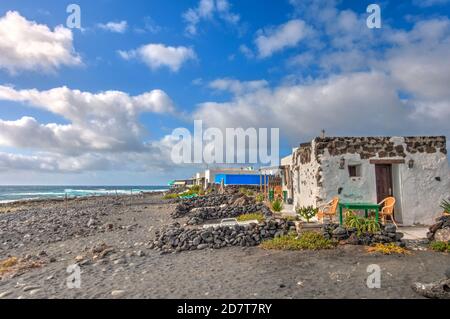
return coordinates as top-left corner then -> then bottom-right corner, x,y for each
282,136 -> 449,226
214,174 -> 261,186
193,167 -> 260,189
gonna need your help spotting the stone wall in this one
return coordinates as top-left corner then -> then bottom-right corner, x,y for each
313,136 -> 446,159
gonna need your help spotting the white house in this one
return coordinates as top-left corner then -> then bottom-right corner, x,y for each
284,136 -> 449,226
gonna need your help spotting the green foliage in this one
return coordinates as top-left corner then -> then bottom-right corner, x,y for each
190,185 -> 201,193
163,193 -> 179,200
260,232 -> 336,250
296,206 -> 318,223
236,212 -> 265,223
256,193 -> 264,203
440,199 -> 450,213
430,241 -> 450,252
344,211 -> 380,235
271,199 -> 284,212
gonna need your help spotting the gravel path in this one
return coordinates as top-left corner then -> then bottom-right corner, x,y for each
0,194 -> 449,299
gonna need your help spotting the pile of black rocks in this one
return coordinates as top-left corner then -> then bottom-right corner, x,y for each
322,223 -> 405,246
150,218 -> 293,253
427,215 -> 450,242
171,194 -> 233,218
187,203 -> 272,225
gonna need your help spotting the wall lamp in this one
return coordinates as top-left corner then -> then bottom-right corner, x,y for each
408,159 -> 414,169
339,158 -> 345,169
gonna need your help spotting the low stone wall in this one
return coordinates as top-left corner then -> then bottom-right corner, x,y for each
150,219 -> 293,253
172,194 -> 233,218
322,223 -> 404,246
187,204 -> 272,225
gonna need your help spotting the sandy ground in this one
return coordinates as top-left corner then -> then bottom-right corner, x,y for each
0,193 -> 449,299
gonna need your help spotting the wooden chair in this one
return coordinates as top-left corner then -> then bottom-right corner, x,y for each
317,196 -> 339,223
379,196 -> 397,226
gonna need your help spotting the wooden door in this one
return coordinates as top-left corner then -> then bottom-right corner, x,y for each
375,164 -> 393,203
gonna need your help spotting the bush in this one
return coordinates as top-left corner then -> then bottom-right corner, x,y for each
256,193 -> 264,203
297,206 -> 318,223
163,193 -> 179,200
430,241 -> 450,253
367,243 -> 410,255
237,212 -> 265,223
260,232 -> 336,250
344,211 -> 380,235
271,199 -> 284,212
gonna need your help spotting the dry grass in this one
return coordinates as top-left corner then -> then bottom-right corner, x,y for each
236,212 -> 265,223
367,243 -> 410,255
0,256 -> 43,278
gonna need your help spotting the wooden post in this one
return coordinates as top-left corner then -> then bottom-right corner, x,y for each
65,192 -> 68,211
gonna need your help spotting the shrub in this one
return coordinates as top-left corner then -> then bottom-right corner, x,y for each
440,199 -> 450,214
256,193 -> 264,203
260,232 -> 336,250
430,241 -> 450,253
297,206 -> 318,223
271,199 -> 284,212
237,212 -> 265,223
344,211 -> 380,235
367,243 -> 410,255
163,193 -> 179,200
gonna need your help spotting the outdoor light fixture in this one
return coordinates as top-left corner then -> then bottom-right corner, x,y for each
339,158 -> 345,169
408,159 -> 414,169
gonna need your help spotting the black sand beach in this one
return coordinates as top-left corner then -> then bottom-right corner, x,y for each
0,193 -> 449,299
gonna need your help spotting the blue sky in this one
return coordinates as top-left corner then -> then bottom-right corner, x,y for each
0,0 -> 449,185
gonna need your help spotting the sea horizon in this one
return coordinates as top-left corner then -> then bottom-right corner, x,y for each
0,185 -> 170,203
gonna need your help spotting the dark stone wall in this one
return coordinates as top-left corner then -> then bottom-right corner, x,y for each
309,136 -> 447,159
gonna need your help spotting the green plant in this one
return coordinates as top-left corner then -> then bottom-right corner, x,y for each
260,232 -> 336,250
344,211 -> 380,235
237,212 -> 265,223
256,193 -> 264,203
296,206 -> 318,223
163,193 -> 179,200
430,241 -> 450,253
271,199 -> 284,212
440,199 -> 450,213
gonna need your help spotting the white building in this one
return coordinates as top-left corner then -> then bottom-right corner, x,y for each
284,136 -> 449,226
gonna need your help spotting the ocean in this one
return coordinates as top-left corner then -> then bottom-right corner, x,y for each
0,185 -> 170,203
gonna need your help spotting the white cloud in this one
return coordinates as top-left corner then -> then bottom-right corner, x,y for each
182,0 -> 240,36
98,20 -> 128,33
255,19 -> 310,58
209,78 -> 268,95
118,43 -> 196,72
0,85 -> 175,155
0,11 -> 81,73
195,72 -> 414,141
